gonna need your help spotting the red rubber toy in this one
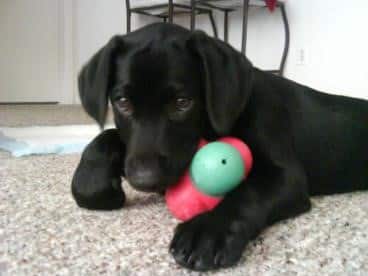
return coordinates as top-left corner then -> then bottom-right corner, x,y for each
165,137 -> 253,221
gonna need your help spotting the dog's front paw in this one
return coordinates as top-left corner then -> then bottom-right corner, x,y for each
71,166 -> 125,210
169,213 -> 248,271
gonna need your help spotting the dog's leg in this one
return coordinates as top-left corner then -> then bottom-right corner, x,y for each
71,129 -> 126,210
168,41 -> 315,269
169,165 -> 311,271
170,105 -> 312,271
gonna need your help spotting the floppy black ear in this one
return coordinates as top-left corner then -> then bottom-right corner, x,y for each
187,31 -> 253,135
78,35 -> 123,127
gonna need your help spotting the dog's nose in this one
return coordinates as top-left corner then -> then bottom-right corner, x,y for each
125,155 -> 166,191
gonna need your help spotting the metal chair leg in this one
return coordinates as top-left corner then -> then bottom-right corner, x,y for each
127,12 -> 132,33
241,0 -> 250,55
168,0 -> 174,23
208,11 -> 218,38
126,0 -> 131,33
190,0 -> 196,30
279,2 -> 290,76
224,10 -> 229,42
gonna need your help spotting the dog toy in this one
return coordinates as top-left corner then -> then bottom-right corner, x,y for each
165,137 -> 253,221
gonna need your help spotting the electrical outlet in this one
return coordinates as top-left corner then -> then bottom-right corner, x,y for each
296,48 -> 306,66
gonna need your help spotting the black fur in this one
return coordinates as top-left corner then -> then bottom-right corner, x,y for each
71,23 -> 368,271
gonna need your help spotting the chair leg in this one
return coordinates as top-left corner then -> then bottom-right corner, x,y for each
241,0 -> 250,55
125,0 -> 131,33
127,12 -> 132,33
208,11 -> 218,38
224,10 -> 229,42
168,0 -> 174,23
190,0 -> 196,30
279,3 -> 290,76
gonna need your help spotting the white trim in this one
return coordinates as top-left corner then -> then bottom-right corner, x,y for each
58,0 -> 75,104
72,0 -> 80,104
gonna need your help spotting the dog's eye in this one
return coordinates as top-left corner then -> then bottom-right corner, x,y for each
116,97 -> 133,116
175,97 -> 192,111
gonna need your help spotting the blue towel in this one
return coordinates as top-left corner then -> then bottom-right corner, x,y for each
0,125 -> 112,157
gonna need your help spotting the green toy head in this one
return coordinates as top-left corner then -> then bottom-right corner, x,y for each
190,141 -> 246,196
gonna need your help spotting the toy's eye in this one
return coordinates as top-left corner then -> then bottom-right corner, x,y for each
116,97 -> 133,116
175,97 -> 193,111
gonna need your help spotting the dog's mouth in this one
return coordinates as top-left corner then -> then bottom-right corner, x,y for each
130,185 -> 166,193
125,164 -> 190,194
124,167 -> 177,192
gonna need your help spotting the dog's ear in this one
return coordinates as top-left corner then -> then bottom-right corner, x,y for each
78,35 -> 123,127
187,31 -> 253,135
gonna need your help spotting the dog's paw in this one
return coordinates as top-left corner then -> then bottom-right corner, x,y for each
169,213 -> 247,271
71,166 -> 125,210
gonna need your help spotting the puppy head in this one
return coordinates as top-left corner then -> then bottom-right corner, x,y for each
78,23 -> 253,192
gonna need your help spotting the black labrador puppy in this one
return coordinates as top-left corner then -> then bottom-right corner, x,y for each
72,23 -> 368,271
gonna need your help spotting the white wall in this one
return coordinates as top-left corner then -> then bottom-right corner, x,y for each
283,0 -> 368,99
73,0 -> 125,103
73,0 -> 368,103
0,0 -> 62,103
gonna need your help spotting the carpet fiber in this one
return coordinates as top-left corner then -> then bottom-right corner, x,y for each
1,151 -> 367,275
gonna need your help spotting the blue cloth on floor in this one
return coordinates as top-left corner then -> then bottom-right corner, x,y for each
0,125 -> 111,157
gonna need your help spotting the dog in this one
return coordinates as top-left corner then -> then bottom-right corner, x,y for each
71,23 -> 368,271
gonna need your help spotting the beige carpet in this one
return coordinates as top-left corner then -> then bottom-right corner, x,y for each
0,104 -> 113,126
1,105 -> 368,275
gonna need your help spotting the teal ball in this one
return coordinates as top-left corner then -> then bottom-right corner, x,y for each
190,142 -> 245,196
